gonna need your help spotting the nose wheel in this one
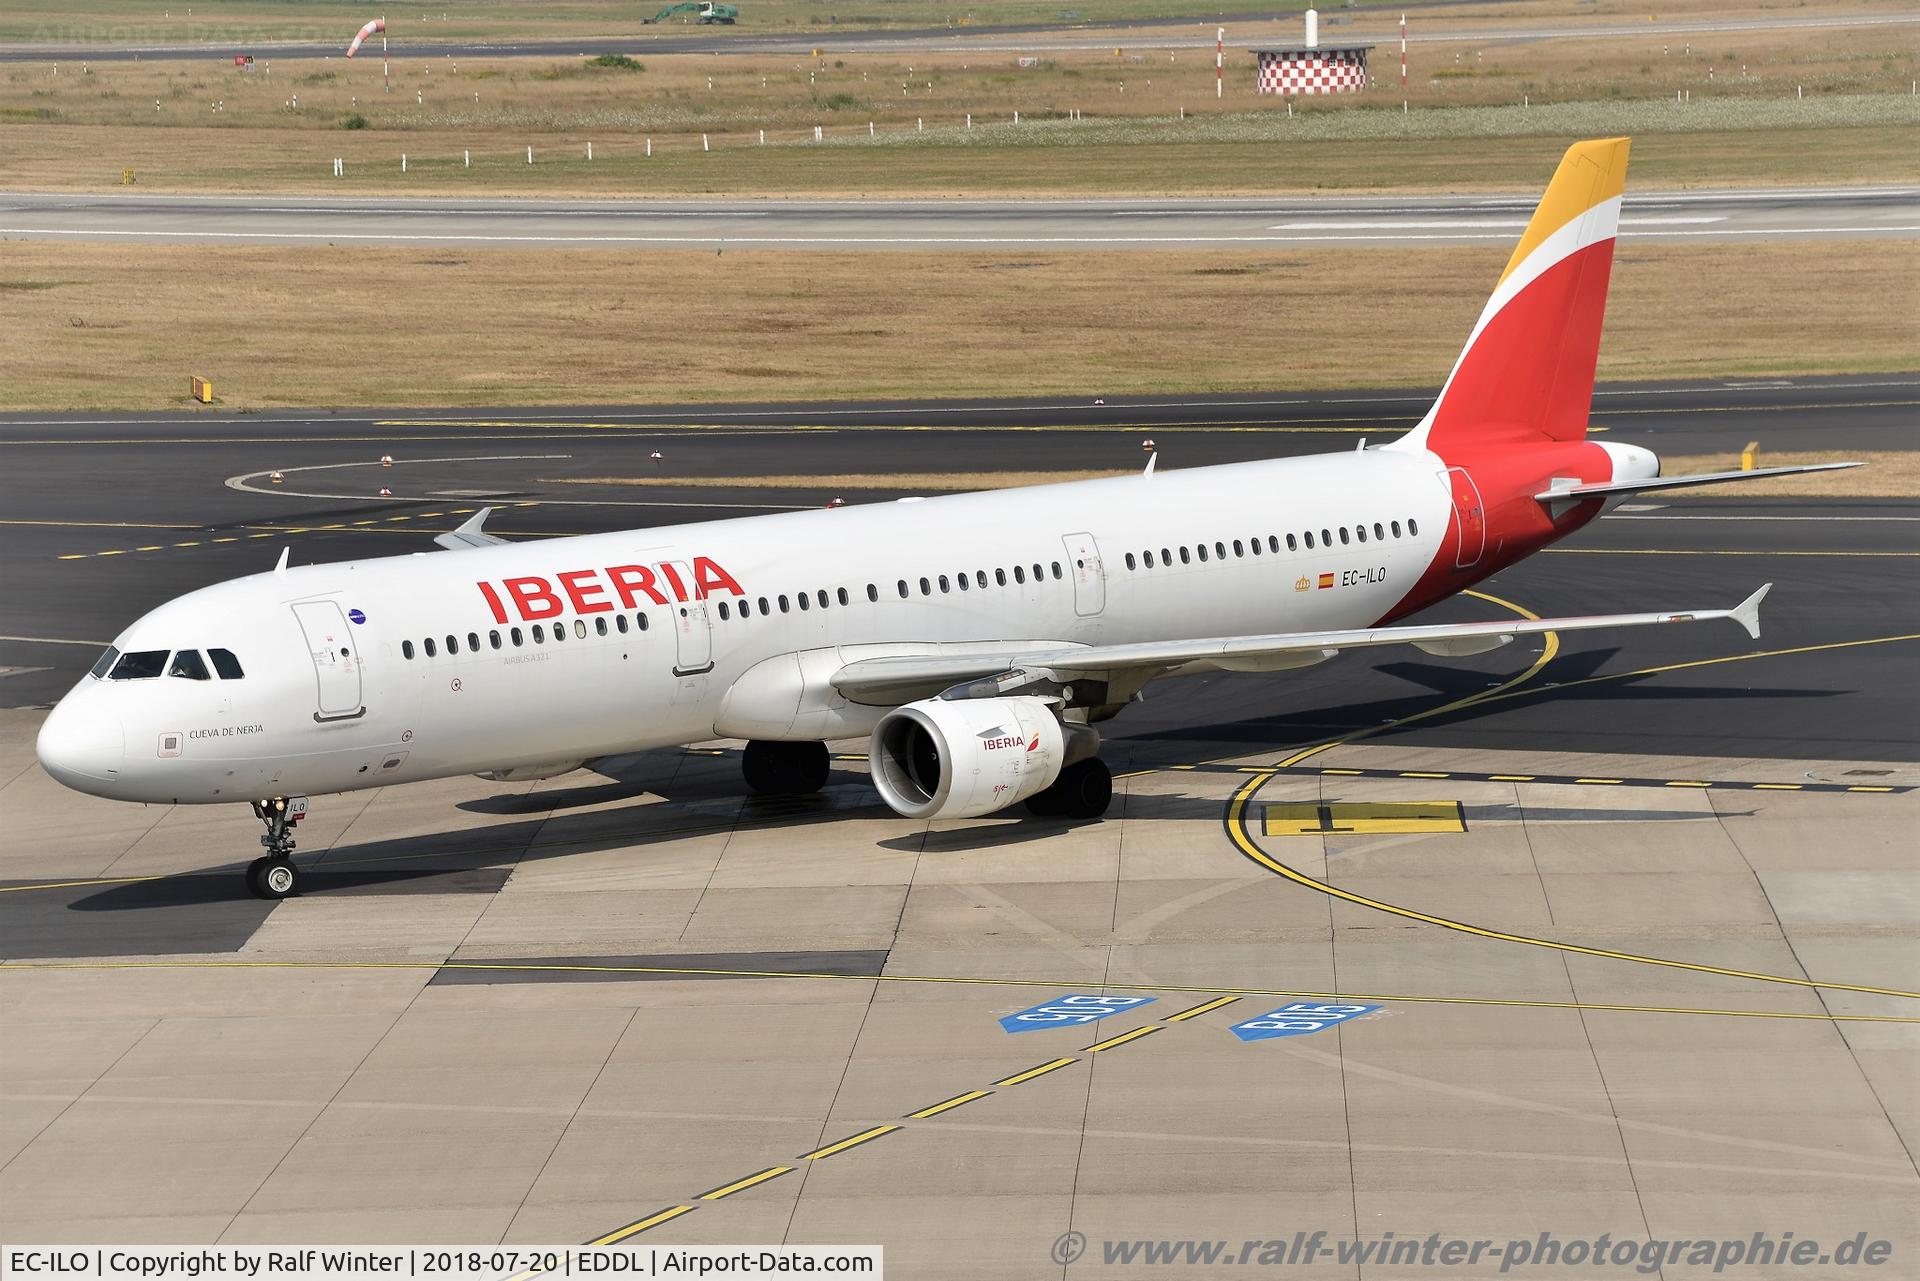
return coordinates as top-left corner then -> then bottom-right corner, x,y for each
246,855 -> 299,900
247,796 -> 308,900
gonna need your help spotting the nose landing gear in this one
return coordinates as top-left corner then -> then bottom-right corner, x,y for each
246,796 -> 308,900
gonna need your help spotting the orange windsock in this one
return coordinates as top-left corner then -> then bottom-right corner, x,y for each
346,17 -> 385,58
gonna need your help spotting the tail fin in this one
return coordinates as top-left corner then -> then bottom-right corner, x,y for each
1391,137 -> 1631,458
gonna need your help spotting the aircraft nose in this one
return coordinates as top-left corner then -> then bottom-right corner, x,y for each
36,697 -> 125,794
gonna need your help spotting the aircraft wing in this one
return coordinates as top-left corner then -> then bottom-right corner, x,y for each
829,585 -> 1769,705
433,507 -> 508,550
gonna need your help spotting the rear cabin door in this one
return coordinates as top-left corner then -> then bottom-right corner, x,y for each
1062,532 -> 1106,617
290,600 -> 366,721
663,560 -> 714,675
1446,468 -> 1487,569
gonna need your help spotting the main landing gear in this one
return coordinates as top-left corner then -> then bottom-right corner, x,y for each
246,796 -> 308,900
742,740 -> 831,796
1026,757 -> 1114,821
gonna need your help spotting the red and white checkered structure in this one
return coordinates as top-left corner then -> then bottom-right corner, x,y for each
1254,46 -> 1373,96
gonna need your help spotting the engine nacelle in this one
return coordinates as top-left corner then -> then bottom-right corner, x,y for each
869,696 -> 1067,819
474,760 -> 584,782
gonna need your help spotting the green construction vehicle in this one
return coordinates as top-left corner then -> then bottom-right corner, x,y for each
644,2 -> 739,23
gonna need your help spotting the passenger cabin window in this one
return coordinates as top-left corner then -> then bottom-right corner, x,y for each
1014,566 -> 1026,584
637,613 -> 651,631
616,615 -> 628,634
1340,527 -> 1351,545
1409,517 -> 1420,536
512,627 -> 525,646
1197,544 -> 1208,562
1287,534 -> 1298,551
425,637 -> 438,658
108,650 -> 169,680
1391,520 -> 1402,538
530,626 -> 544,644
1356,526 -> 1367,543
1374,522 -> 1386,540
168,650 -> 211,680
402,640 -> 415,660
1125,552 -> 1136,570
838,588 -> 850,606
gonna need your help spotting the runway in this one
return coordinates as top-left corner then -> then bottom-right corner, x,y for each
1,378 -> 1916,1261
4,187 -> 1915,250
4,8 -> 1915,62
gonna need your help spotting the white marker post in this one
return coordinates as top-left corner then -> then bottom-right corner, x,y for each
1216,27 -> 1223,99
527,145 -> 533,164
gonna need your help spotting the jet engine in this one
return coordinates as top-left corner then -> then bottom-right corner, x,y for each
868,695 -> 1084,819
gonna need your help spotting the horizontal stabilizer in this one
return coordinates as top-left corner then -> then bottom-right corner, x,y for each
433,506 -> 508,550
1535,462 -> 1859,504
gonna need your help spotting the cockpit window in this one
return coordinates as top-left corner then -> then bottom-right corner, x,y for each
208,648 -> 244,679
108,650 -> 169,681
90,646 -> 121,679
168,650 -> 211,680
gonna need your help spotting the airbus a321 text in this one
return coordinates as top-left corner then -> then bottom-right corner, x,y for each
38,138 -> 1856,899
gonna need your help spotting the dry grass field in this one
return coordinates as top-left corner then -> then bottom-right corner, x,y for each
1,0 -> 1881,46
3,238 -> 1912,413
0,7 -> 1912,195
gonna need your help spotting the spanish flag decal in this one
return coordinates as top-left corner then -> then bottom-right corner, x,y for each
1317,573 -> 1335,590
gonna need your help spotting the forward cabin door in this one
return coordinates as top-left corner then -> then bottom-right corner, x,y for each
662,560 -> 714,676
1446,468 -> 1486,569
290,600 -> 366,721
1062,532 -> 1106,617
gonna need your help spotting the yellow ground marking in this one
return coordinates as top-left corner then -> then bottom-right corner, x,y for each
1465,632 -> 1920,714
0,874 -> 163,894
134,545 -> 163,552
994,1057 -> 1082,1086
1224,773 -> 1920,1001
591,1205 -> 695,1243
799,1125 -> 899,1161
696,1166 -> 792,1200
1849,785 -> 1897,793
1488,774 -> 1536,782
1263,801 -> 1465,836
906,1091 -> 993,1119
1575,777 -> 1626,785
1753,783 -> 1805,791
1083,1025 -> 1161,1053
1665,780 -> 1713,788
7,958 -> 1916,1023
1163,995 -> 1242,1022
1398,771 -> 1450,779
1272,589 -> 1558,771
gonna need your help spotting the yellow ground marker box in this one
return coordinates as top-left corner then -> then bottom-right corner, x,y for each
190,376 -> 213,403
1262,801 -> 1466,836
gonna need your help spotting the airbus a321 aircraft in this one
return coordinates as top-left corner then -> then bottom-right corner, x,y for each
39,137 -> 1854,899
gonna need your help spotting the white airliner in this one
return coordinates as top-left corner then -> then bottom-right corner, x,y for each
38,137 -> 1853,899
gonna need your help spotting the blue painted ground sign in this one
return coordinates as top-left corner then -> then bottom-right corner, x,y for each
1229,1001 -> 1381,1042
1000,994 -> 1156,1033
